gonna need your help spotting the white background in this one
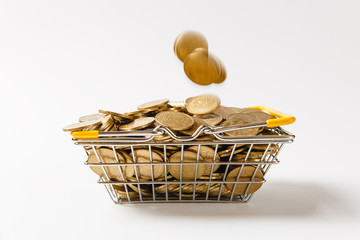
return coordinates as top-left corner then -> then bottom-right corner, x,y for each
1,0 -> 360,239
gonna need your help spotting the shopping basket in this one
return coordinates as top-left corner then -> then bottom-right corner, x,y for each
70,106 -> 295,203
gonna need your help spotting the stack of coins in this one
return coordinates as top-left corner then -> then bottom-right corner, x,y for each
174,31 -> 226,85
64,94 -> 278,199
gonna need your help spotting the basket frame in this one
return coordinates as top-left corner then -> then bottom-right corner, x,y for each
73,126 -> 294,203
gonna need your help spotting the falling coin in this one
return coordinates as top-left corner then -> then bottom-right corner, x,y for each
174,31 -> 208,62
183,49 -> 219,85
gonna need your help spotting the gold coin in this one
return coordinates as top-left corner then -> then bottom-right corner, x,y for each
232,151 -> 272,161
63,119 -> 101,132
218,146 -> 246,157
228,112 -> 269,123
153,145 -> 180,151
186,48 -> 226,84
110,125 -> 117,131
194,114 -> 223,127
208,184 -> 232,197
212,54 -> 227,84
174,31 -> 208,62
185,94 -> 220,115
156,174 -> 175,181
199,173 -> 225,180
213,105 -> 242,119
237,108 -> 275,121
127,184 -> 153,196
180,117 -> 207,136
132,149 -> 165,180
155,111 -> 194,131
153,134 -> 172,142
225,166 -> 264,195
167,107 -> 185,112
113,185 -> 139,199
187,145 -> 220,174
194,135 -> 216,141
98,114 -> 115,131
173,192 -> 200,198
99,109 -> 134,120
180,184 -> 209,194
118,117 -> 155,131
87,148 -> 126,181
113,116 -> 132,125
155,184 -> 179,193
124,110 -> 143,116
185,97 -> 194,107
78,113 -> 104,122
84,124 -> 101,131
221,119 -> 259,136
168,151 -> 205,180
152,138 -> 174,144
168,100 -> 186,108
150,148 -> 165,160
137,99 -> 169,111
117,151 -> 135,178
183,50 -> 219,85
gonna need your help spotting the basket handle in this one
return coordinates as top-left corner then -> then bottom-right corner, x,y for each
247,106 -> 296,128
70,106 -> 295,139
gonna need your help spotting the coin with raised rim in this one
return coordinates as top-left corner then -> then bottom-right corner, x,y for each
137,99 -> 169,111
225,166 -> 264,195
132,149 -> 165,180
180,117 -> 207,136
221,118 -> 259,136
187,145 -> 220,174
169,150 -> 205,180
185,94 -> 220,115
87,148 -> 126,181
155,111 -> 194,131
117,151 -> 135,178
63,119 -> 101,132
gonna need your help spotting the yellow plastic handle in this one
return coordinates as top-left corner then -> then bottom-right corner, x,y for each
71,130 -> 99,139
247,106 -> 296,128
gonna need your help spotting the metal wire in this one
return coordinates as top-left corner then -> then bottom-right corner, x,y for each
76,127 -> 294,203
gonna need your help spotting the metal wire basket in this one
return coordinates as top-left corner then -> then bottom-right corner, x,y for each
71,106 -> 295,203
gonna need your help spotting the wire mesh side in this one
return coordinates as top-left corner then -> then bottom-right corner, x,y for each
83,140 -> 284,203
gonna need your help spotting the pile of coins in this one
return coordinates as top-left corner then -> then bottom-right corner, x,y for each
174,31 -> 226,85
64,94 -> 279,199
